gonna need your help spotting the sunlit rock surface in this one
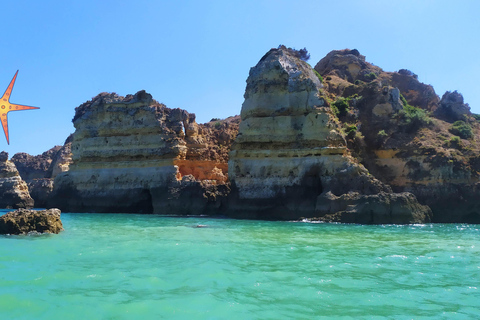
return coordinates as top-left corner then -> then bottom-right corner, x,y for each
228,47 -> 431,223
0,151 -> 34,209
0,208 -> 63,234
315,48 -> 480,223
49,91 -> 234,214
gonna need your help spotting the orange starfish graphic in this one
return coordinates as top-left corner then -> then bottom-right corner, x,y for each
1,71 -> 39,144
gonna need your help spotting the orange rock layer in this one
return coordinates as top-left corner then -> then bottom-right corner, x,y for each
174,160 -> 228,183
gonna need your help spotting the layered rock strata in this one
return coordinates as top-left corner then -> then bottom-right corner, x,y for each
0,208 -> 63,235
227,47 -> 431,223
0,152 -> 34,209
49,91 -> 233,214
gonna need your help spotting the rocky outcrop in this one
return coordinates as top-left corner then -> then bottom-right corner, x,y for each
389,70 -> 439,112
310,191 -> 431,224
50,135 -> 73,179
46,48 -> 432,224
315,49 -> 381,85
0,208 -> 63,234
433,91 -> 471,122
227,47 -> 431,223
0,152 -> 34,209
33,46 -> 480,224
49,91 -> 234,214
12,147 -> 61,181
315,49 -> 439,112
11,140 -> 73,208
367,144 -> 480,223
316,49 -> 480,223
197,116 -> 240,163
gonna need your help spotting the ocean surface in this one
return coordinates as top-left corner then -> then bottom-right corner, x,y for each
0,210 -> 479,319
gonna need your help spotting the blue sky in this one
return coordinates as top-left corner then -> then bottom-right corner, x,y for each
1,0 -> 479,155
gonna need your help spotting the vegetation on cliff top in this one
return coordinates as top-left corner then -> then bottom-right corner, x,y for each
314,47 -> 480,183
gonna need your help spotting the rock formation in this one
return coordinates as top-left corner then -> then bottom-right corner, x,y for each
11,138 -> 72,207
9,46 -> 478,224
315,49 -> 439,112
0,208 -> 63,234
433,91 -> 470,122
227,47 -> 431,223
49,91 -> 236,214
0,151 -> 34,209
12,147 -> 61,181
315,49 -> 480,223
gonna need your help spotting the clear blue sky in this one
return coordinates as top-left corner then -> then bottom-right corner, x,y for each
1,0 -> 479,156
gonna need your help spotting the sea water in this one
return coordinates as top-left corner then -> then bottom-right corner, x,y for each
0,211 -> 479,319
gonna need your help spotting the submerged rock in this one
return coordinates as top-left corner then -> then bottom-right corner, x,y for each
0,208 -> 63,235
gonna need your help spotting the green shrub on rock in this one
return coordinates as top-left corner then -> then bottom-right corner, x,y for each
365,72 -> 378,81
400,93 -> 409,107
449,120 -> 473,139
376,129 -> 389,146
313,69 -> 323,83
344,124 -> 357,138
378,130 -> 388,138
449,136 -> 463,149
450,136 -> 461,144
332,97 -> 350,117
396,104 -> 432,132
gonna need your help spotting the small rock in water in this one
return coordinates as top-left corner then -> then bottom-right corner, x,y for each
0,208 -> 64,235
194,224 -> 208,228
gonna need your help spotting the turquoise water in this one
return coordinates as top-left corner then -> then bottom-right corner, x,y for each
1,211 -> 479,319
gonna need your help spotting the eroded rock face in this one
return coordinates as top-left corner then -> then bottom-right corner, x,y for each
389,70 -> 439,112
0,208 -> 63,234
228,47 -> 430,223
434,91 -> 470,122
0,152 -> 34,209
12,147 -> 61,181
50,136 -> 73,179
316,49 -> 480,223
315,49 -> 439,112
49,91 -> 234,214
315,49 -> 375,84
11,140 -> 73,208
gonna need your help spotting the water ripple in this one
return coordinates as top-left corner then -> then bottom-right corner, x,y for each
1,214 -> 479,318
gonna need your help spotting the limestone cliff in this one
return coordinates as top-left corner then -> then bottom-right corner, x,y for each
0,152 -> 34,208
316,49 -> 480,223
227,47 -> 431,223
33,46 -> 480,223
49,91 -> 233,214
